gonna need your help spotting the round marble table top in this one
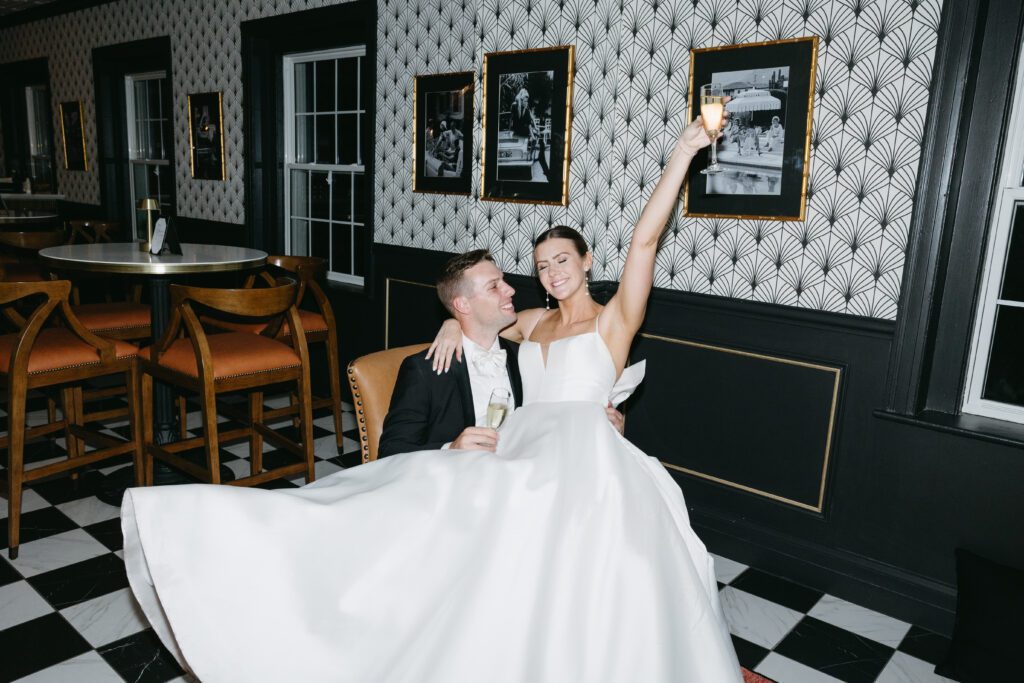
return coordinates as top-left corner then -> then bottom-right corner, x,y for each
0,212 -> 60,224
40,242 -> 267,275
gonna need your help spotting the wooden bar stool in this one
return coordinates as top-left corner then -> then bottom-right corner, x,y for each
206,256 -> 344,450
67,219 -> 119,245
0,280 -> 143,559
139,281 -> 315,487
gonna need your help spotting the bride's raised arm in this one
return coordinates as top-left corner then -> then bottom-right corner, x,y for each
603,117 -> 714,340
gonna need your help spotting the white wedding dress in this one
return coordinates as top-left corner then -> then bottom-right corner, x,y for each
122,326 -> 742,682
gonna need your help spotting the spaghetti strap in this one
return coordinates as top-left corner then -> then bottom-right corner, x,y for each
594,311 -> 601,333
524,309 -> 549,342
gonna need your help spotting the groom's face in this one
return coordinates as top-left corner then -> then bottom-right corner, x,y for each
458,261 -> 517,331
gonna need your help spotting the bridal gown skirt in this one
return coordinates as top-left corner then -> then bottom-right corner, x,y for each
123,402 -> 741,682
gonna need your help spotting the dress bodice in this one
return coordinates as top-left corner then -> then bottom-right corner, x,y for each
519,329 -> 617,406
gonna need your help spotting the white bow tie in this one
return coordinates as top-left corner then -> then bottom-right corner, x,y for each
471,348 -> 507,378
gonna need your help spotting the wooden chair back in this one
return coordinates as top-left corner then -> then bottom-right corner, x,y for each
67,219 -> 118,244
0,227 -> 67,252
346,343 -> 430,463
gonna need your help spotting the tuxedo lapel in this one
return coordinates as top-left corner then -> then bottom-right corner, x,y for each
450,358 -> 476,427
500,338 -> 524,407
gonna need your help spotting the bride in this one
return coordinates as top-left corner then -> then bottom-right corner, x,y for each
121,116 -> 742,682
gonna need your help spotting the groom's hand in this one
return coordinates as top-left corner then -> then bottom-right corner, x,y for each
606,403 -> 625,435
451,427 -> 499,452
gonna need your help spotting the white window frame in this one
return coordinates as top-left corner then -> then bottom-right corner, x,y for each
283,46 -> 366,286
125,70 -> 171,241
962,44 -> 1024,423
24,85 -> 51,181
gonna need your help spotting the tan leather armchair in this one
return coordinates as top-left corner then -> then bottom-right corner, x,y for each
346,343 -> 429,464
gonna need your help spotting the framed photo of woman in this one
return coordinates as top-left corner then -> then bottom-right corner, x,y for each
59,101 -> 87,171
413,72 -> 474,195
187,91 -> 226,181
684,37 -> 818,221
481,45 -> 574,205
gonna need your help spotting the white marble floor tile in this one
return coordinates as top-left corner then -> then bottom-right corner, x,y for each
56,496 -> 121,527
719,585 -> 803,650
96,461 -> 132,476
60,587 -> 149,647
0,489 -> 50,519
342,434 -> 359,453
8,529 -> 110,577
13,650 -> 123,683
756,652 -> 844,683
341,401 -> 353,411
808,594 -> 912,648
223,458 -> 253,480
0,581 -> 53,630
874,652 -> 956,683
710,552 -> 748,584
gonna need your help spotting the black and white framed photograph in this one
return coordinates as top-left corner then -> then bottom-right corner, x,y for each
413,72 -> 474,194
187,91 -> 225,181
59,101 -> 87,171
685,37 -> 817,221
481,45 -> 574,205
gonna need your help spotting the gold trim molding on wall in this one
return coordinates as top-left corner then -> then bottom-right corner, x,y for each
640,332 -> 842,514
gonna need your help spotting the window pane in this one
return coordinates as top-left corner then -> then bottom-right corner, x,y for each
311,221 -> 329,261
331,172 -> 352,221
337,114 -> 358,165
337,58 -> 358,111
316,114 -> 335,164
147,80 -> 161,118
295,115 -> 313,163
352,173 -> 365,223
316,60 -> 335,112
294,63 -> 315,113
134,81 -> 149,121
290,169 -> 309,218
310,171 -> 330,221
353,225 -> 365,276
291,219 -> 309,257
332,223 -> 352,275
983,304 -> 1024,407
998,204 -> 1024,300
149,122 -> 164,159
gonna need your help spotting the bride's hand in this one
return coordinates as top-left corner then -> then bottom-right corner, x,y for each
426,319 -> 464,373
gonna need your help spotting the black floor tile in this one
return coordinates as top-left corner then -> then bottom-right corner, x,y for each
0,555 -> 20,588
30,468 -> 107,505
898,625 -> 952,666
273,423 -> 332,442
774,616 -> 894,683
333,451 -> 363,469
20,438 -> 68,466
731,634 -> 769,669
0,612 -> 91,682
257,477 -> 301,489
99,629 -> 185,683
84,517 -> 124,552
27,552 -> 128,610
0,506 -> 77,549
729,568 -> 824,613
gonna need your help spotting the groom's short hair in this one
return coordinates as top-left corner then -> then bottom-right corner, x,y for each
437,249 -> 494,315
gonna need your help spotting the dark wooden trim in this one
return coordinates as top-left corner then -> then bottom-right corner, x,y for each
0,0 -> 118,29
875,409 -> 1024,450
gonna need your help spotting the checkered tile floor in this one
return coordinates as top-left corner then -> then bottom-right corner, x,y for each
0,400 -> 953,683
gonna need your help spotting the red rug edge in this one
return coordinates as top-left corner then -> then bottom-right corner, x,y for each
742,667 -> 776,683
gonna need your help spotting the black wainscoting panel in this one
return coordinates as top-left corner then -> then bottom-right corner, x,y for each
385,278 -> 446,348
174,217 -> 247,247
630,334 -> 840,512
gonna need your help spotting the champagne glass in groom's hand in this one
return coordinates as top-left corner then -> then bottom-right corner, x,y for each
486,389 -> 512,429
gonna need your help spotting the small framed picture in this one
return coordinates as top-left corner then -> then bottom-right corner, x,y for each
413,72 -> 474,194
59,101 -> 87,171
685,37 -> 818,221
481,45 -> 574,206
187,91 -> 226,181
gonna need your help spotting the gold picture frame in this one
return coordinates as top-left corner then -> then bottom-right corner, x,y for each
684,37 -> 818,221
187,91 -> 226,181
59,101 -> 87,171
481,45 -> 574,206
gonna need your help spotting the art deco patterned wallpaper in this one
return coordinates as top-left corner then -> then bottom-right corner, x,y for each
0,0 -> 349,223
376,0 -> 944,319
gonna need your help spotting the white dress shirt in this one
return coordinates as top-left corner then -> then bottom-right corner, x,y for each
461,334 -> 515,426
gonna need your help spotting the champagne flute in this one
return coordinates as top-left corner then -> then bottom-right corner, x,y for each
486,388 -> 512,429
699,83 -> 726,175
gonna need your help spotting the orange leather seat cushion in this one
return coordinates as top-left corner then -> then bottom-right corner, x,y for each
0,328 -> 138,375
73,303 -> 151,333
203,309 -> 328,336
139,332 -> 301,380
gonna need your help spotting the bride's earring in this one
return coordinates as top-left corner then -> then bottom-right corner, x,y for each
545,292 -> 551,310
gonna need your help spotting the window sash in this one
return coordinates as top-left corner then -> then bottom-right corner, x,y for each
283,46 -> 366,284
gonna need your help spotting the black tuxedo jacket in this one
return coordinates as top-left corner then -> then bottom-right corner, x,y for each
378,338 -> 523,458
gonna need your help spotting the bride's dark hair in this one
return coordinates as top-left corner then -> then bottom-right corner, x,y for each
535,225 -> 588,256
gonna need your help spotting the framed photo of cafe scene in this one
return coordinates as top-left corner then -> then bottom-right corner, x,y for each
685,36 -> 818,221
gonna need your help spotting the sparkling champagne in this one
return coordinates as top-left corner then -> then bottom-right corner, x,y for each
486,402 -> 507,429
700,95 -> 725,139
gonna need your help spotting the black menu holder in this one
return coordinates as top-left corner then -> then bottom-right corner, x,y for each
162,215 -> 182,255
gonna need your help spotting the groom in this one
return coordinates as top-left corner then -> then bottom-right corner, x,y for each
379,250 -> 622,457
